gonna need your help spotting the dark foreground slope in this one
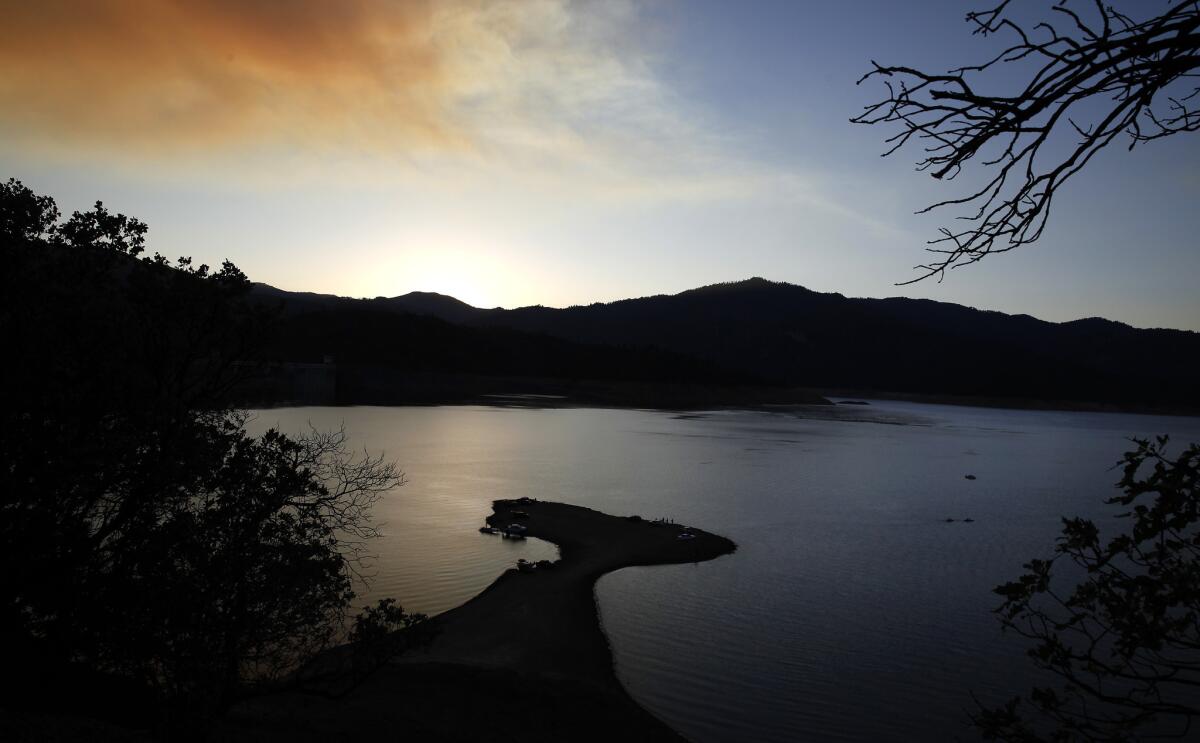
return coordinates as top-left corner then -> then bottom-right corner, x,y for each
215,501 -> 736,743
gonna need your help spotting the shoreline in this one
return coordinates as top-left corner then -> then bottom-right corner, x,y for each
218,500 -> 737,742
246,388 -> 1200,419
235,367 -> 832,411
818,388 -> 1200,418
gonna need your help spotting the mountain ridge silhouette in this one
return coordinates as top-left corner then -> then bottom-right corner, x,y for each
250,278 -> 1199,410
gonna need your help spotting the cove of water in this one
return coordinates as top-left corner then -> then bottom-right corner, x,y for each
249,401 -> 1200,742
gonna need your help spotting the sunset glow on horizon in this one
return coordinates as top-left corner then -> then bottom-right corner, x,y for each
2,0 -> 1197,328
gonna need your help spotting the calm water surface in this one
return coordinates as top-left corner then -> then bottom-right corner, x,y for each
249,402 -> 1200,743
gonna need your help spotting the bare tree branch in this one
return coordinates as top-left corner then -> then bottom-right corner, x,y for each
852,1 -> 1200,283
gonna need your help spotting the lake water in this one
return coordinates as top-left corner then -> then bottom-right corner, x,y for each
248,401 -> 1200,742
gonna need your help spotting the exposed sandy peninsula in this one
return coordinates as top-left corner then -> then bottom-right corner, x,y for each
216,499 -> 736,743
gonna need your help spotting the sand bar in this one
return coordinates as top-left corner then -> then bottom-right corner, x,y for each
218,499 -> 736,742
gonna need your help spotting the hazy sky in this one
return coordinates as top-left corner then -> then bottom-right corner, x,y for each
2,0 -> 1197,330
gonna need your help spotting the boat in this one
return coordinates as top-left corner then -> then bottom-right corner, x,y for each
677,532 -> 696,540
479,525 -> 498,534
506,523 -> 527,533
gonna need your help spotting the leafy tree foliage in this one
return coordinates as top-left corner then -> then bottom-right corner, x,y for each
350,598 -> 429,649
0,178 -> 411,735
975,438 -> 1200,740
348,598 -> 430,679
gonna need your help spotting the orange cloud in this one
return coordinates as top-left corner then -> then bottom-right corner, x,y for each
0,0 -> 755,205
0,0 -> 458,154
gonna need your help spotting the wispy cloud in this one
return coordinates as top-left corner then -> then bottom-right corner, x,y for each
0,0 -> 898,235
0,1 -> 700,184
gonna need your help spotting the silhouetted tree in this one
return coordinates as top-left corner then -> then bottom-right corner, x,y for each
0,179 -> 414,737
973,438 -> 1200,740
348,598 -> 430,680
853,1 -> 1200,283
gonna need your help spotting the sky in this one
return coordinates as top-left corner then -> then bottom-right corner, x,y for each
2,0 -> 1197,330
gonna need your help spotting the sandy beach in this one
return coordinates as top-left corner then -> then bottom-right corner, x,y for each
216,499 -> 736,742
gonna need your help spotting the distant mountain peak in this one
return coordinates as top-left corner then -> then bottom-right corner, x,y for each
379,291 -> 483,323
1062,316 -> 1130,331
393,290 -> 472,303
683,277 -> 804,295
